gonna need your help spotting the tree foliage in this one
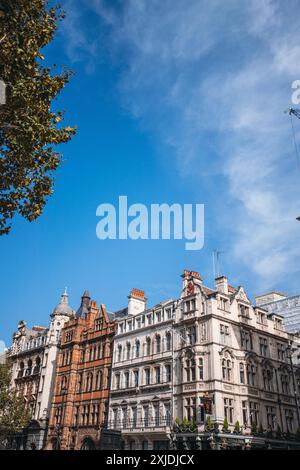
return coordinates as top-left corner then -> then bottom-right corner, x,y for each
222,416 -> 229,432
206,415 -> 213,431
0,0 -> 76,235
0,360 -> 30,444
233,420 -> 240,434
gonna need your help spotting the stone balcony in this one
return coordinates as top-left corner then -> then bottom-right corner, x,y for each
108,417 -> 171,433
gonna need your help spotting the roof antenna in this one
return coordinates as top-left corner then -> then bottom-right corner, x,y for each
285,107 -> 300,173
285,108 -> 300,220
213,250 -> 224,279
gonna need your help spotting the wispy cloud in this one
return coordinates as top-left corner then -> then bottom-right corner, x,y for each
62,0 -> 300,291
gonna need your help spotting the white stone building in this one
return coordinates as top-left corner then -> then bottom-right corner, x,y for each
173,271 -> 300,438
108,288 -> 174,450
109,271 -> 300,450
8,290 -> 73,449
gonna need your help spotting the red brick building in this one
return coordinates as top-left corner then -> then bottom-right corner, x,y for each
46,291 -> 124,450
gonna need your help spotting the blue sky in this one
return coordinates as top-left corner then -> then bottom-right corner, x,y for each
1,0 -> 300,347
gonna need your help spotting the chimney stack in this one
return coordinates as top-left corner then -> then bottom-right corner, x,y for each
215,276 -> 228,295
128,288 -> 147,316
181,269 -> 203,298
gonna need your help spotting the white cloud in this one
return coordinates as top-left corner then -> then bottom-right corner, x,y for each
0,340 -> 6,353
63,0 -> 300,290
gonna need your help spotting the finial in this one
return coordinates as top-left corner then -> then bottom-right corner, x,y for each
61,287 -> 69,304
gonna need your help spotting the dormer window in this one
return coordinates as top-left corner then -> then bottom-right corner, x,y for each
95,318 -> 103,331
219,297 -> 229,311
166,308 -> 172,319
256,311 -> 267,325
274,318 -> 283,330
185,299 -> 196,313
156,311 -> 161,322
65,330 -> 73,342
239,304 -> 250,318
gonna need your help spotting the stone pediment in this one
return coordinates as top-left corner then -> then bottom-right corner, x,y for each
219,346 -> 235,359
232,286 -> 251,305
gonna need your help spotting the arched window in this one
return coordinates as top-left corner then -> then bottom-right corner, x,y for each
263,368 -> 273,391
166,332 -> 171,351
239,363 -> 245,384
26,359 -> 32,376
156,335 -> 161,353
102,338 -> 106,358
95,370 -> 103,390
33,356 -> 41,374
88,348 -> 93,362
281,373 -> 290,394
86,372 -> 93,392
18,361 -> 24,378
81,438 -> 95,450
246,363 -> 256,386
135,340 -> 140,358
185,359 -> 196,382
199,358 -> 204,380
117,344 -> 122,362
126,342 -> 131,360
115,373 -> 120,389
146,337 -> 151,356
61,375 -> 68,394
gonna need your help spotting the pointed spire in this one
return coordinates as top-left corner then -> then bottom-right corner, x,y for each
81,290 -> 91,307
76,290 -> 91,318
61,287 -> 68,304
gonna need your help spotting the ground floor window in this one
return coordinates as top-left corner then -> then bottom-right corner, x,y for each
153,440 -> 169,450
81,438 -> 96,450
224,398 -> 234,424
242,401 -> 248,426
285,409 -> 294,433
128,440 -> 135,450
185,397 -> 196,421
142,440 -> 148,450
249,402 -> 259,425
266,406 -> 277,430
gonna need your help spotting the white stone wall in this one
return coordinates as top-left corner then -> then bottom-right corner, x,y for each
173,278 -> 300,434
108,300 -> 174,449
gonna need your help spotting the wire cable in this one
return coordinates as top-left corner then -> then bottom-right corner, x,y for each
290,113 -> 300,174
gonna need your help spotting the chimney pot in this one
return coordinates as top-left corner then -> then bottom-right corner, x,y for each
215,276 -> 228,295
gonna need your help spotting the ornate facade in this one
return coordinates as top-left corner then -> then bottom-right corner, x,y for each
8,290 -> 73,449
46,291 -> 125,450
6,271 -> 300,450
108,270 -> 300,450
108,288 -> 174,450
173,272 -> 300,443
